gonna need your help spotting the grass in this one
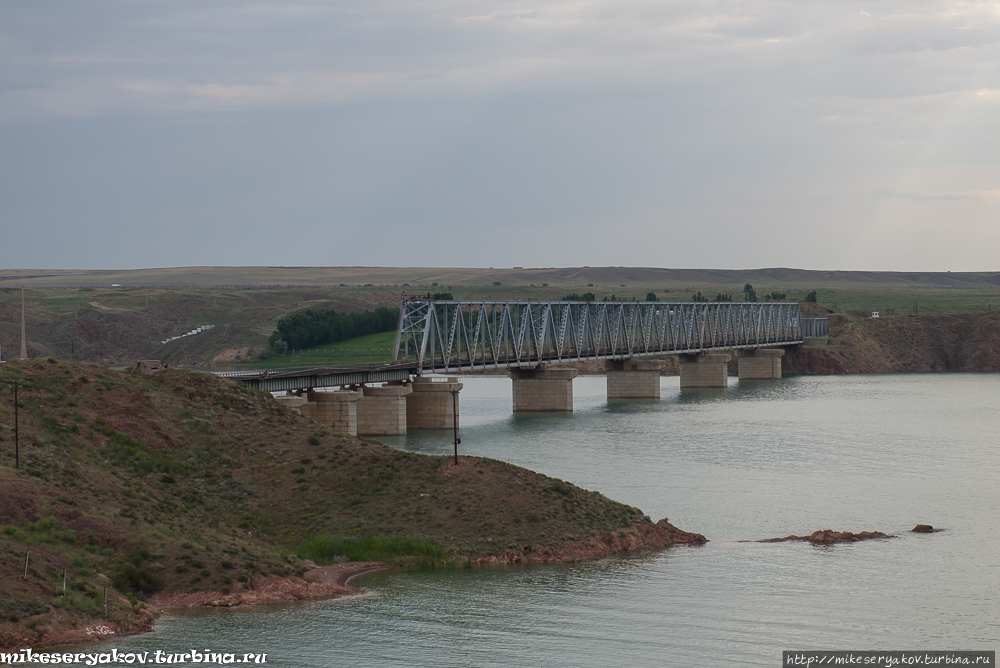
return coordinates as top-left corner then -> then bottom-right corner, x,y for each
250,330 -> 399,369
297,536 -> 446,565
795,286 -> 1000,316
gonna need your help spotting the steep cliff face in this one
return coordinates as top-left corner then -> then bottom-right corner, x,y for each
782,312 -> 1000,374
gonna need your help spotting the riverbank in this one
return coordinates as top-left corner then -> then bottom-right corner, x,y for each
0,360 -> 705,651
147,562 -> 392,608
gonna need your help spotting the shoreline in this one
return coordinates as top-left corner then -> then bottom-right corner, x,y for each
147,561 -> 393,608
8,563 -> 393,652
12,520 -> 705,652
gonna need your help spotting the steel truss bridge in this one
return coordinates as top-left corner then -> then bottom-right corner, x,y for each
218,299 -> 803,392
395,299 -> 803,374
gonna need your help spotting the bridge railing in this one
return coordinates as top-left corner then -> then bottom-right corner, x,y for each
394,300 -> 803,373
213,361 -> 394,379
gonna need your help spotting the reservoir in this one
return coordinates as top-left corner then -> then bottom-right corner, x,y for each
102,373 -> 998,666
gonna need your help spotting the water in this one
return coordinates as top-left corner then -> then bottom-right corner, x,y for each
97,374 -> 999,666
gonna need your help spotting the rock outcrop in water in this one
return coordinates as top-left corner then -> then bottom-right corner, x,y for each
759,529 -> 892,544
911,524 -> 938,533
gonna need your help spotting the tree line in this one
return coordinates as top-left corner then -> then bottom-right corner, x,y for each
268,307 -> 399,350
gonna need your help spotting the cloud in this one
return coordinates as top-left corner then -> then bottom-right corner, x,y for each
2,0 -> 1000,270
3,0 -> 999,120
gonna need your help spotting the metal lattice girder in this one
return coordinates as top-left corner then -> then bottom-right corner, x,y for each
394,300 -> 803,373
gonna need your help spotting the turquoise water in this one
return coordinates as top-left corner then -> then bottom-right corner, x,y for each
99,374 -> 999,666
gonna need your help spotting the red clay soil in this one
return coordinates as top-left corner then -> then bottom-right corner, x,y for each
147,562 -> 391,608
0,606 -> 159,654
783,313 -> 1000,374
1,564 -> 391,651
759,530 -> 892,545
477,519 -> 706,565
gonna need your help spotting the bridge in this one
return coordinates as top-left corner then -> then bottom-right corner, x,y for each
222,299 -> 819,438
394,299 -> 803,372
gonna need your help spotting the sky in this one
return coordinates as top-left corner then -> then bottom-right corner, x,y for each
2,0 -> 999,271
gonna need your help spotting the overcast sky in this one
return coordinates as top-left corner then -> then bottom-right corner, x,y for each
2,0 -> 999,271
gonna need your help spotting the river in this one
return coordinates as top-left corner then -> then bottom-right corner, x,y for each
97,373 -> 999,666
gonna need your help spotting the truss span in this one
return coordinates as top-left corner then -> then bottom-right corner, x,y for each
394,300 -> 803,373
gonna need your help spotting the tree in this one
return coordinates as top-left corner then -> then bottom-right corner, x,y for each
645,292 -> 658,302
692,292 -> 708,302
743,283 -> 758,302
713,293 -> 732,302
268,307 -> 399,349
804,290 -> 818,303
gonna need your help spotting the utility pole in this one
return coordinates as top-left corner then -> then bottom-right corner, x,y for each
13,380 -> 19,469
451,389 -> 461,466
20,288 -> 27,359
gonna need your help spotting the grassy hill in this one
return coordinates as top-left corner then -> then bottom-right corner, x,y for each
0,359 -> 692,650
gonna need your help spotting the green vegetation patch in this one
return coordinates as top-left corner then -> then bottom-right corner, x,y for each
297,536 -> 446,565
268,307 -> 398,350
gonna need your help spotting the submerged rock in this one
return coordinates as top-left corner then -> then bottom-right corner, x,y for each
911,524 -> 938,533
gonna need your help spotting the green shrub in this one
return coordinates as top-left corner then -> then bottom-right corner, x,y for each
54,529 -> 77,544
549,481 -> 571,497
297,536 -> 445,564
112,547 -> 164,594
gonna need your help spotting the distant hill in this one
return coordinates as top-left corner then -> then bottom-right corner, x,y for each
3,266 -> 1000,289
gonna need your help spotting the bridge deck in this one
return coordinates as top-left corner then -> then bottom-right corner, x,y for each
216,363 -> 416,392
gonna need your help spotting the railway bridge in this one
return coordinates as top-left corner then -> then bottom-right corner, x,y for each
221,299 -> 825,438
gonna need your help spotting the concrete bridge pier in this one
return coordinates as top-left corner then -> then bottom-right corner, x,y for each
406,376 -> 463,429
606,359 -> 666,398
301,389 -> 362,435
736,348 -> 784,380
678,353 -> 731,388
357,384 -> 412,435
274,391 -> 308,413
510,368 -> 578,412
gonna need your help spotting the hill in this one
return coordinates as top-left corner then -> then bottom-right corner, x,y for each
3,266 -> 1000,367
4,265 -> 1000,289
0,360 -> 703,650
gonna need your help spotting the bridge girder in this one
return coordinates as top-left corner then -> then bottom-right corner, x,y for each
395,300 -> 803,374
